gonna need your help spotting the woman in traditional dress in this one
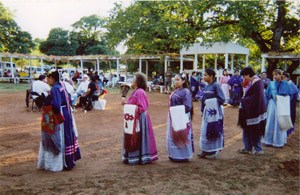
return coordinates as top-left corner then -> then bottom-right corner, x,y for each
198,68 -> 225,159
121,73 -> 158,165
190,71 -> 199,101
238,67 -> 267,155
264,69 -> 291,147
38,70 -> 81,171
228,70 -> 243,107
219,69 -> 230,104
167,74 -> 194,162
282,72 -> 299,136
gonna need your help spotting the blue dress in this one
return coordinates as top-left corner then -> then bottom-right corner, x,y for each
38,82 -> 81,171
264,80 -> 291,147
228,75 -> 243,106
167,88 -> 194,161
200,82 -> 225,153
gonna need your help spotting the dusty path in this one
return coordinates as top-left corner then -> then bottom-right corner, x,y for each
0,90 -> 299,194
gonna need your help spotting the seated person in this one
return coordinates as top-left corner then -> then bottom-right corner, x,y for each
95,75 -> 103,96
71,74 -> 90,106
31,74 -> 51,108
78,75 -> 99,111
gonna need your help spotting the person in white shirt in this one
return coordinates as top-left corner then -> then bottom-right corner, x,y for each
32,75 -> 50,99
71,74 -> 90,106
62,72 -> 75,95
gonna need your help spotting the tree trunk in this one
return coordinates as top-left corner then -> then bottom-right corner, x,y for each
287,59 -> 300,83
266,58 -> 279,79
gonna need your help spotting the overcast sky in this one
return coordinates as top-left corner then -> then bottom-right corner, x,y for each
2,0 -> 132,39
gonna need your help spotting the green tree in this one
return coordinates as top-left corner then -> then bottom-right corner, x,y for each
0,2 -> 35,54
106,0 -> 299,76
71,14 -> 113,55
40,28 -> 78,56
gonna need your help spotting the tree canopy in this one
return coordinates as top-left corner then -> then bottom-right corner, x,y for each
39,28 -> 78,56
40,15 -> 115,56
0,2 -> 35,54
106,0 -> 299,75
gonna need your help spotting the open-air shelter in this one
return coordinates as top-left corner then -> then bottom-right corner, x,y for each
0,52 -> 194,83
180,42 -> 250,74
261,52 -> 300,85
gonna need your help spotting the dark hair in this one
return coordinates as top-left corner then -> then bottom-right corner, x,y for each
282,71 -> 290,79
38,74 -> 46,81
94,75 -> 100,81
135,73 -> 147,91
273,69 -> 281,75
223,69 -> 228,75
234,69 -> 239,73
90,75 -> 96,82
47,70 -> 60,82
176,73 -> 188,88
240,67 -> 255,77
175,73 -> 194,120
205,68 -> 216,81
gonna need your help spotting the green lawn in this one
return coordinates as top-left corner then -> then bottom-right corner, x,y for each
0,83 -> 30,93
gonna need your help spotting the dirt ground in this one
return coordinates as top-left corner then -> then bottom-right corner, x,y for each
0,89 -> 299,194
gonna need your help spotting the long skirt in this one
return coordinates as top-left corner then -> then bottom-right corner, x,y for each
166,114 -> 194,161
122,112 -> 158,165
62,106 -> 81,169
221,83 -> 230,103
264,99 -> 287,147
200,118 -> 224,152
287,97 -> 297,136
37,107 -> 81,171
37,123 -> 64,172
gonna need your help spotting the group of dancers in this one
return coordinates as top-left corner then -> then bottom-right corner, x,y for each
36,67 -> 298,171
121,67 -> 298,164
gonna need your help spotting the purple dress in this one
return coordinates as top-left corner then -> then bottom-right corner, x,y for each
122,88 -> 158,164
167,88 -> 194,161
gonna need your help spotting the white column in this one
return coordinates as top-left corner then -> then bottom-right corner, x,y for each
246,55 -> 249,67
10,56 -> 14,78
230,54 -> 234,74
180,54 -> 183,73
146,60 -> 149,79
139,57 -> 142,73
225,53 -> 229,70
116,58 -> 120,79
40,58 -> 44,74
80,59 -> 83,74
261,57 -> 265,72
214,54 -> 218,70
164,56 -> 168,74
97,58 -> 100,74
193,54 -> 198,71
54,59 -> 57,70
202,54 -> 206,73
29,58 -> 32,77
